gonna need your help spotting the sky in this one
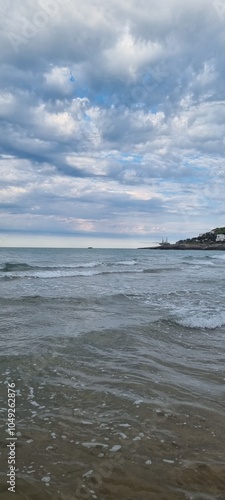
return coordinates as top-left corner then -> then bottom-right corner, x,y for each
0,0 -> 225,248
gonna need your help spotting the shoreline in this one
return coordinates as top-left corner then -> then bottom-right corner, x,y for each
139,244 -> 225,250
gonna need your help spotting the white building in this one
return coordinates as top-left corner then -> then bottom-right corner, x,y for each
216,234 -> 225,242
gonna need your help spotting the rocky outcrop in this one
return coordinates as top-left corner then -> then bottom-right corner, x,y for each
139,227 -> 225,250
155,243 -> 225,250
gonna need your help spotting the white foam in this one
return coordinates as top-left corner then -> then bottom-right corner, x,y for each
211,254 -> 225,261
35,270 -> 99,278
5,268 -> 142,279
28,387 -> 34,399
109,445 -> 121,452
7,269 -> 100,279
41,476 -> 50,483
117,432 -> 127,439
177,312 -> 225,329
116,260 -> 137,266
82,442 -> 108,449
188,260 -> 215,267
83,470 -> 94,478
75,262 -> 99,268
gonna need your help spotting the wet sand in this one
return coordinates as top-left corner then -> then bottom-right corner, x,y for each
1,346 -> 225,500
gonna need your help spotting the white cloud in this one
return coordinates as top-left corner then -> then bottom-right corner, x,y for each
0,0 -> 225,246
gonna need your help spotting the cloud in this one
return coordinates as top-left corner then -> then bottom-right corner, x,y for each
0,0 -> 225,246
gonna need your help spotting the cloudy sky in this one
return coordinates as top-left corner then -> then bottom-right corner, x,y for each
0,0 -> 225,247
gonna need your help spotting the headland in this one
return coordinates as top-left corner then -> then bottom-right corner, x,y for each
139,227 -> 225,250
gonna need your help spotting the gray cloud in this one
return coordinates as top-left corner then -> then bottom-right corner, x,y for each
0,0 -> 225,245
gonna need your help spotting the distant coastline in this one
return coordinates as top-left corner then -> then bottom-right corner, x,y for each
139,243 -> 225,250
139,227 -> 225,250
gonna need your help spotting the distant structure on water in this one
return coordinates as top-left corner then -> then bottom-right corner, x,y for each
159,237 -> 169,246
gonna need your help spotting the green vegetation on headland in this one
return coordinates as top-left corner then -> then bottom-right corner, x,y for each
139,227 -> 225,250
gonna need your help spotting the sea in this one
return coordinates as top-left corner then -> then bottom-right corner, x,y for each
0,247 -> 225,500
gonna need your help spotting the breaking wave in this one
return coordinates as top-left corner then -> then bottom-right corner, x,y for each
174,313 -> 225,330
1,261 -> 100,273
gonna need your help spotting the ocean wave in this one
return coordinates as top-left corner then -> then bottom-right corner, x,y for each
116,260 -> 137,266
143,267 -> 180,273
175,313 -> 225,329
24,270 -> 100,278
101,269 -> 141,275
0,275 -> 20,281
106,260 -> 138,267
194,260 -> 215,266
2,262 -> 34,272
0,270 -> 98,279
0,268 -> 143,279
143,268 -> 162,274
1,261 -> 100,273
0,264 -> 185,280
183,255 -> 211,260
0,292 -> 142,306
211,254 -> 225,261
182,254 -> 225,266
183,259 -> 215,267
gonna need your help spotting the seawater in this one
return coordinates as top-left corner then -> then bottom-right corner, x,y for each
0,248 -> 225,499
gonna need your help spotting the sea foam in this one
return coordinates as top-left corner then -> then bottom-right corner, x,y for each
176,312 -> 225,329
